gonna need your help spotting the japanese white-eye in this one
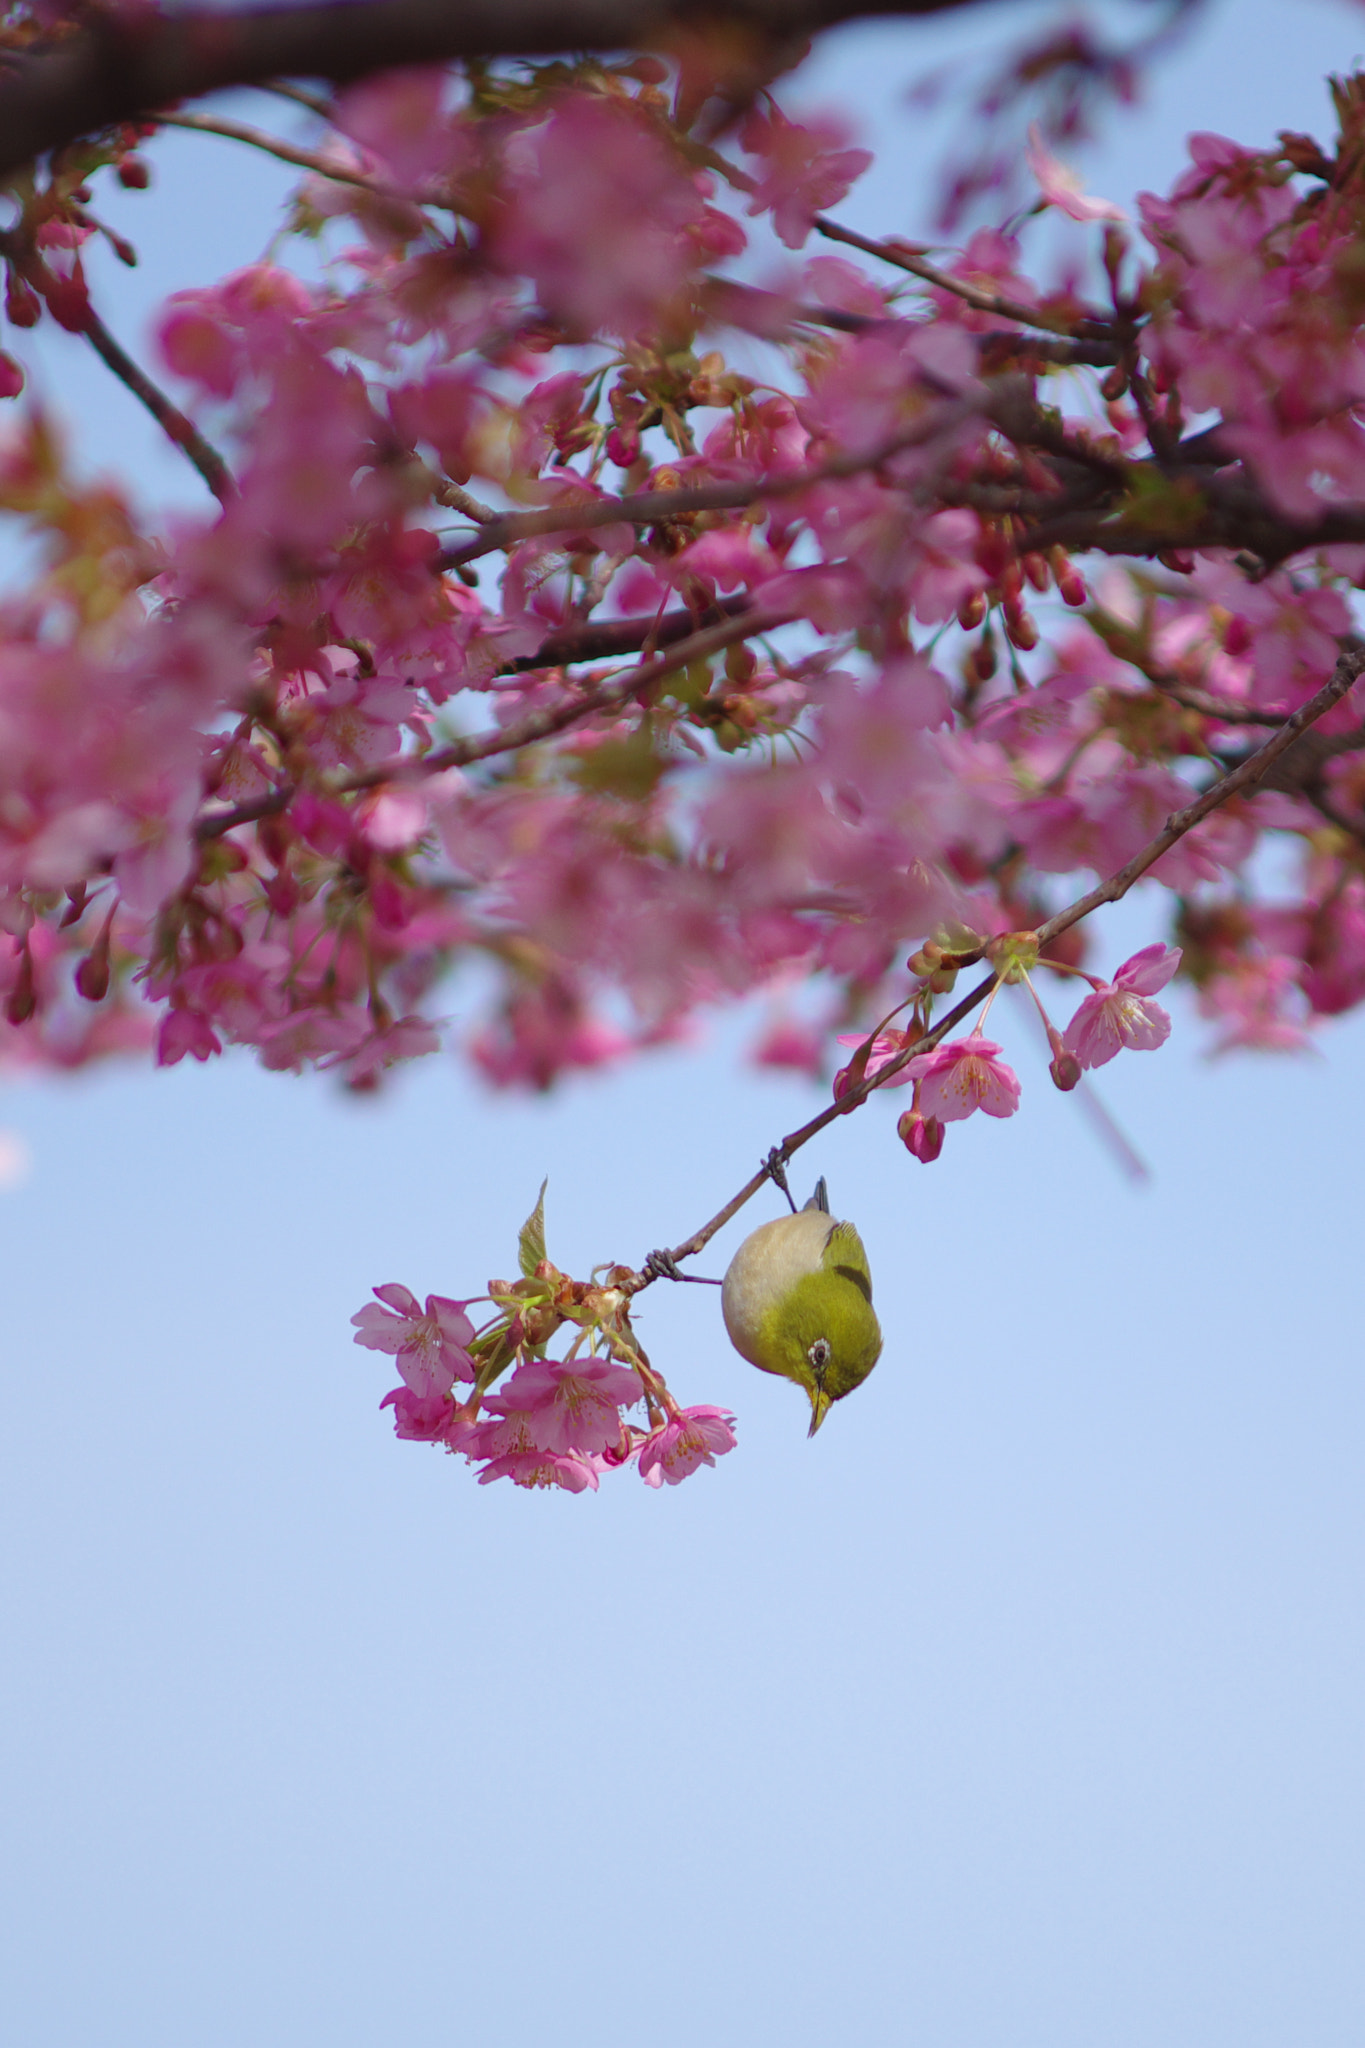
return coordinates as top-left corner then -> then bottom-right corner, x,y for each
721,1178 -> 882,1435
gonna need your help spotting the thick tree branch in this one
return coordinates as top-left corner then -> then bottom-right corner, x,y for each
0,0 -> 989,182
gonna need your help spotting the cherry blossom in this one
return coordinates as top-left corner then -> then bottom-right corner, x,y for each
910,1035 -> 1021,1122
351,1285 -> 477,1393
0,23 -> 1363,1496
1062,945 -> 1182,1070
638,1407 -> 739,1487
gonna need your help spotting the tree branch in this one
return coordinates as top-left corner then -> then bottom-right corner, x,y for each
195,602 -> 791,838
0,0 -> 990,182
437,391 -> 988,568
73,298 -> 236,504
618,646 -> 1365,1290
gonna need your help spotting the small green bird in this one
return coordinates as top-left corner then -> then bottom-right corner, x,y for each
721,1178 -> 883,1436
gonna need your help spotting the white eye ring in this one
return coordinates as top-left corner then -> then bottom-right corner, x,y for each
807,1337 -> 832,1370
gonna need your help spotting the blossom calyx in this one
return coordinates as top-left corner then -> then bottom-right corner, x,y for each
985,930 -> 1040,984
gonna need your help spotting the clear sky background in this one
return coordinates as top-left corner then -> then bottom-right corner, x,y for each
3,5 -> 1365,2045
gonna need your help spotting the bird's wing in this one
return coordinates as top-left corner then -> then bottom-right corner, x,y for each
822,1219 -> 873,1300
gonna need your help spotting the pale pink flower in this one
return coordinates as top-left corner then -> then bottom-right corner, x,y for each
639,1405 -> 738,1487
484,1355 -> 643,1456
461,1408 -> 602,1491
1062,944 -> 1182,1069
909,1033 -> 1020,1121
380,1383 -> 473,1448
476,1449 -> 600,1492
1025,125 -> 1127,224
741,105 -> 872,249
352,1284 -> 476,1395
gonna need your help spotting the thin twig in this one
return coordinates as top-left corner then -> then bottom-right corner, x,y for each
159,109 -> 381,190
78,300 -> 235,504
618,646 -> 1365,1290
1033,649 -> 1365,950
815,214 -> 1112,341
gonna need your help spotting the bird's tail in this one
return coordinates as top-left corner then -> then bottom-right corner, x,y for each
804,1176 -> 830,1214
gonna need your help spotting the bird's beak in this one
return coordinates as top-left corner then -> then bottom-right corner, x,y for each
807,1388 -> 832,1437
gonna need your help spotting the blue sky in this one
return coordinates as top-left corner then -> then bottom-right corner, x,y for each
4,6 -> 1365,2045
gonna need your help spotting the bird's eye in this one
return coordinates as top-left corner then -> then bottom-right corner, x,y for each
807,1337 -> 832,1375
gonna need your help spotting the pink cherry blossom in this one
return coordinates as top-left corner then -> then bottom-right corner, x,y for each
638,1406 -> 738,1487
910,1034 -> 1021,1122
1025,125 -> 1128,224
483,1354 -> 643,1455
351,1285 -> 477,1394
741,105 -> 872,249
1062,945 -> 1182,1070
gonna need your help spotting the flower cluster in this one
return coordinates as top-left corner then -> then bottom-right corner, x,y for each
838,940 -> 1181,1168
352,1190 -> 736,1494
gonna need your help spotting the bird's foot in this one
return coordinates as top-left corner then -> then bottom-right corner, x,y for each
642,1247 -> 724,1287
764,1148 -> 797,1212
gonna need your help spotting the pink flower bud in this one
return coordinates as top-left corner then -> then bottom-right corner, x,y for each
1049,1048 -> 1082,1091
897,1108 -> 945,1162
0,351 -> 23,400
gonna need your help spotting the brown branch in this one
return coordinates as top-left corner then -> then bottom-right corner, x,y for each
618,646 -> 1365,1290
195,602 -> 791,838
157,109 -> 422,203
437,391 -> 987,567
0,0 -> 994,182
814,214 -> 1113,341
500,596 -> 750,671
74,298 -> 235,504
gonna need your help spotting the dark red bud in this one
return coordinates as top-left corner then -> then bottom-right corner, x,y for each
5,944 -> 36,1025
117,156 -> 151,189
1049,1049 -> 1082,1092
4,272 -> 40,328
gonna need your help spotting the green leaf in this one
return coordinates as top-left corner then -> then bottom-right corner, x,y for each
518,1179 -> 548,1278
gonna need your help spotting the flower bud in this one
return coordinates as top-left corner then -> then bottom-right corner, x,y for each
5,271 -> 40,328
1004,608 -> 1039,651
897,1108 -> 945,1163
74,936 -> 111,1002
956,590 -> 986,631
5,943 -> 35,1025
970,633 -> 997,684
1049,1048 -> 1082,1092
